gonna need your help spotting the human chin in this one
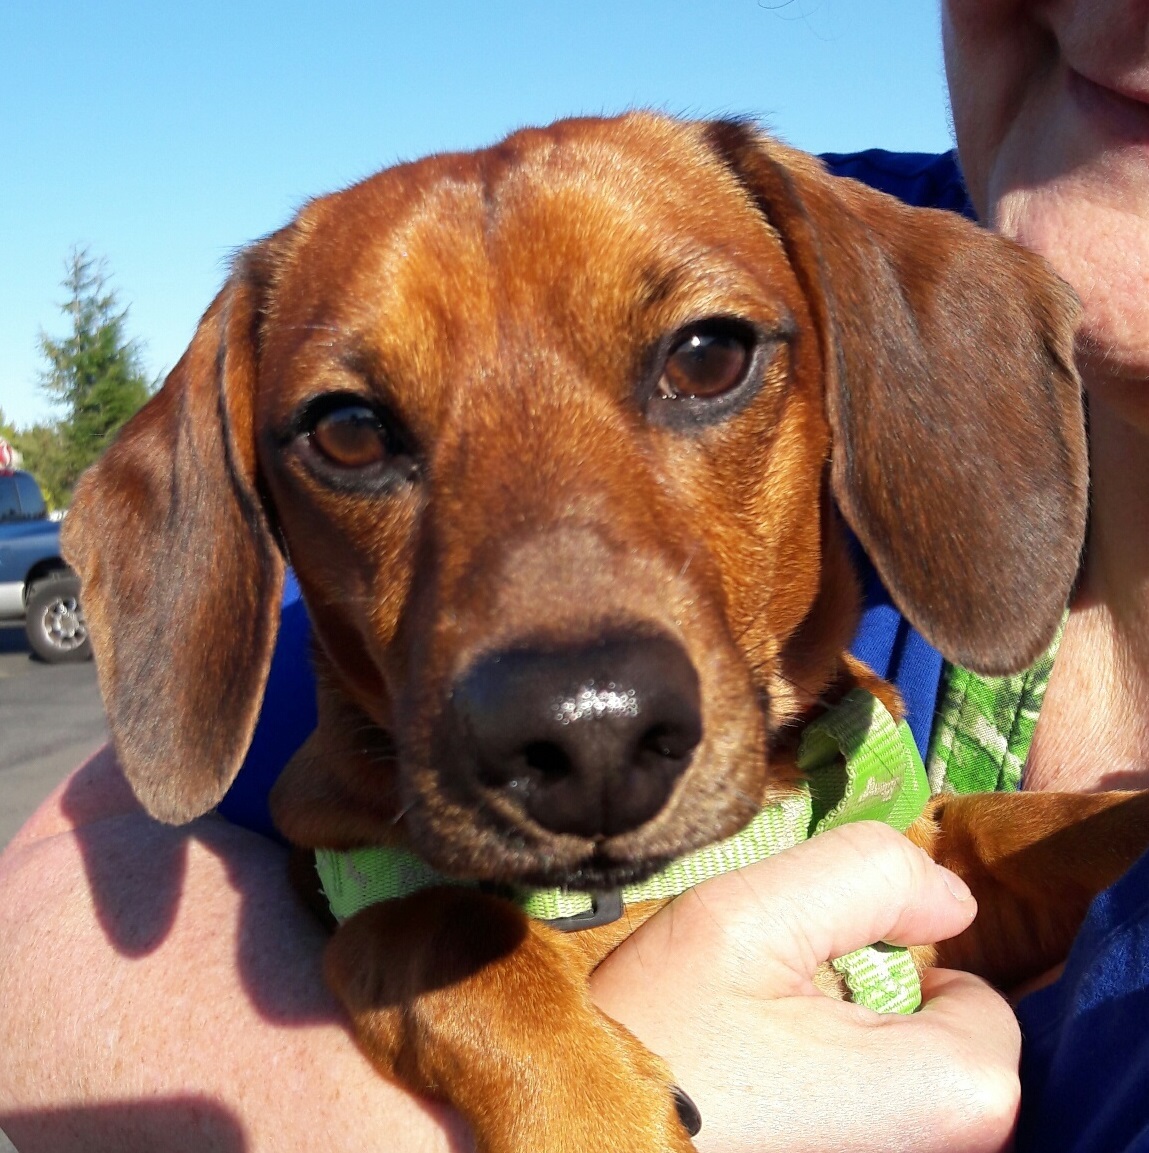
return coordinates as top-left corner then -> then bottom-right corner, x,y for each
981,65 -> 1149,381
1066,67 -> 1149,151
996,183 -> 1149,390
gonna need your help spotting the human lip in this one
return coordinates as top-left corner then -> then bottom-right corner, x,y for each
1067,67 -> 1149,145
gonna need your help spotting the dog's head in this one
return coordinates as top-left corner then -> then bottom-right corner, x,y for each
64,114 -> 1085,888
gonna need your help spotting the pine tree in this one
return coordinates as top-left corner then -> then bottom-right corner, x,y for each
38,248 -> 152,494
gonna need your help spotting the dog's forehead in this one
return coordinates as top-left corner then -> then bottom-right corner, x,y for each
312,114 -> 768,264
260,116 -> 795,406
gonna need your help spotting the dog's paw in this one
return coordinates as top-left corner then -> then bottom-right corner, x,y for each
672,1086 -> 702,1138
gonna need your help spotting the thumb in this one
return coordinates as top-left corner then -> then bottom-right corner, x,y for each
669,821 -> 978,990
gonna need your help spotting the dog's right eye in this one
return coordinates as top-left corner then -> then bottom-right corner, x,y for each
289,395 -> 420,491
309,404 -> 389,469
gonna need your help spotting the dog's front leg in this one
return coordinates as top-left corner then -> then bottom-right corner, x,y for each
325,887 -> 697,1153
911,789 -> 1149,989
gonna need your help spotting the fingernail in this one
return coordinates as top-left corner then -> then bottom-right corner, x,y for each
939,866 -> 973,901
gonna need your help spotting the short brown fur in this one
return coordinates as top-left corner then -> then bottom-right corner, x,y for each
64,114 -> 1149,1152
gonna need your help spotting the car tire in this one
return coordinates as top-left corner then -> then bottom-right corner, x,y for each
25,573 -> 93,664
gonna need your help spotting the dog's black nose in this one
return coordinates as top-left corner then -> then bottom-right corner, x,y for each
448,635 -> 702,838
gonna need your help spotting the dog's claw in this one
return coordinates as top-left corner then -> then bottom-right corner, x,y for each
672,1085 -> 702,1137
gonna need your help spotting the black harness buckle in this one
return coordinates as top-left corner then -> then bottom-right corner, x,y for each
548,889 -> 624,932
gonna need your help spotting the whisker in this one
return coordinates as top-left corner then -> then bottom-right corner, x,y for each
676,545 -> 698,580
277,322 -> 343,335
389,801 -> 415,826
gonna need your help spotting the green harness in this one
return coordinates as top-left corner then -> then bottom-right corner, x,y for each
315,624 -> 1062,1015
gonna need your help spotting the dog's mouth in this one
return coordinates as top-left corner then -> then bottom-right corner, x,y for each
399,763 -> 770,899
399,794 -> 685,889
505,849 -> 679,893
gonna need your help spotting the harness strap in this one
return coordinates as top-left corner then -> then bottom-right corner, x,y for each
314,792 -> 814,925
798,690 -> 929,1014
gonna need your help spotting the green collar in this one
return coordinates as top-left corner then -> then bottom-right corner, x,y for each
315,688 -> 930,1014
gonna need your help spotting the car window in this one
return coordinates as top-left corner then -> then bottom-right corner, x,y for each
14,473 -> 46,519
0,477 -> 20,523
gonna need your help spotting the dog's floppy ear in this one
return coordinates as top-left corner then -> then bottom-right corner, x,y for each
62,243 -> 284,823
704,120 -> 1087,675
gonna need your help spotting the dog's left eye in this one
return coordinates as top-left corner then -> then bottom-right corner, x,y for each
309,404 -> 390,469
658,324 -> 752,400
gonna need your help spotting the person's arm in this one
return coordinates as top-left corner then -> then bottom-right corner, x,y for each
0,745 -> 472,1153
0,750 -> 1019,1153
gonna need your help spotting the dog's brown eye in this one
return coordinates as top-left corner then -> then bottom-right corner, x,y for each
310,404 -> 389,468
659,326 -> 751,400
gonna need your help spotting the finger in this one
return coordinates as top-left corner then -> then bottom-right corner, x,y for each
740,972 -> 1020,1153
670,822 -> 977,982
916,967 -> 1022,1062
897,967 -> 1022,1141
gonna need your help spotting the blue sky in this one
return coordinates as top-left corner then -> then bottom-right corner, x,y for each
1,2 -> 953,429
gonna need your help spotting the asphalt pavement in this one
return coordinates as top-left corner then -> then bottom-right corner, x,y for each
0,620 -> 108,851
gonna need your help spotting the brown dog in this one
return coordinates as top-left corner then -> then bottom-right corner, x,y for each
64,113 -> 1149,1152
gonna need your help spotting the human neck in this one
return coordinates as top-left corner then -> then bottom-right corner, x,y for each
1025,375 -> 1149,792
1076,386 -> 1149,648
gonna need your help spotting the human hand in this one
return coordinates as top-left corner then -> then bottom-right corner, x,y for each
592,821 -> 1020,1153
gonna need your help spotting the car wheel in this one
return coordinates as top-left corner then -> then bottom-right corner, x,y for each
25,573 -> 93,663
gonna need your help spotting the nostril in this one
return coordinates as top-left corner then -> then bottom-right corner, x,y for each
477,740 -> 574,791
638,722 -> 698,763
522,741 -> 573,782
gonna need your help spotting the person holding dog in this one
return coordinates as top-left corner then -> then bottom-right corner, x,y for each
1,1 -> 1147,1151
